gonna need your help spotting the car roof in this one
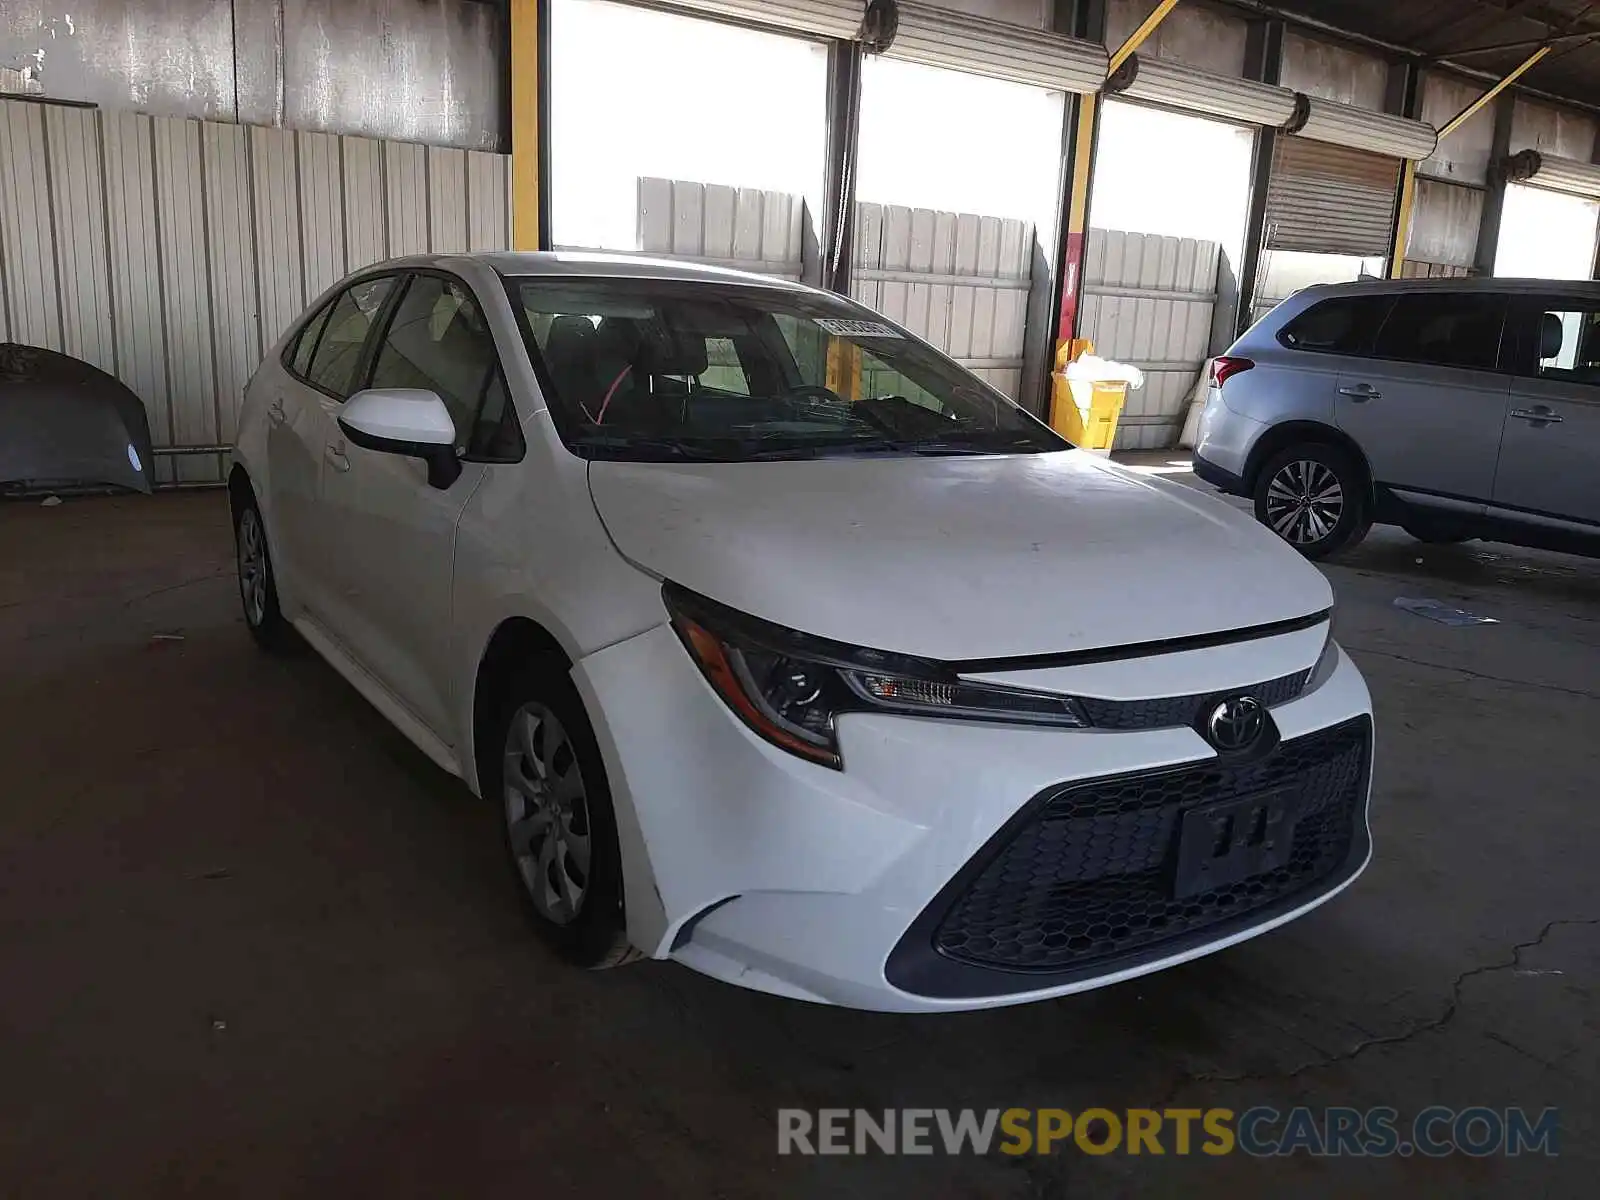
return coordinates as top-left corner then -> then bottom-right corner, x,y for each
366,249 -> 817,293
1292,275 -> 1600,299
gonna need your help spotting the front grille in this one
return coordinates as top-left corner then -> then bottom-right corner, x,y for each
1077,669 -> 1310,731
927,717 -> 1370,977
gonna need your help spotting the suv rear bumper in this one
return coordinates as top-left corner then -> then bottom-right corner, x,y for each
1193,452 -> 1246,496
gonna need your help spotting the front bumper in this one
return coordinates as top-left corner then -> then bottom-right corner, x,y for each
573,624 -> 1373,1013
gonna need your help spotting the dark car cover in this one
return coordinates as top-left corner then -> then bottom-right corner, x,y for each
0,343 -> 155,494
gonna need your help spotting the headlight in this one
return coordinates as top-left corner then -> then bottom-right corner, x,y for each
1307,628 -> 1341,691
664,583 -> 1087,770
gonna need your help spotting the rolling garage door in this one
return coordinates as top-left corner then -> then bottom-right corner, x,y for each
1115,54 -> 1298,127
626,2 -> 1109,92
627,0 -> 865,38
1265,136 -> 1402,257
1265,97 -> 1436,258
885,3 -> 1108,93
1505,149 -> 1600,200
1108,56 -> 1435,259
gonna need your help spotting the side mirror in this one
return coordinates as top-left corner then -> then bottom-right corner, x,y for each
337,388 -> 462,489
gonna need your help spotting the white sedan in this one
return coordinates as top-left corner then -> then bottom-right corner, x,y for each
229,252 -> 1374,1012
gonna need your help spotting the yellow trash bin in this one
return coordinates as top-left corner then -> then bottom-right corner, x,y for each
1050,374 -> 1128,452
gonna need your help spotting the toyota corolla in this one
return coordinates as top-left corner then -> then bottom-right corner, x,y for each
229,252 -> 1374,1012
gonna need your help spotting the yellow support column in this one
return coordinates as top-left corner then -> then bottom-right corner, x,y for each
510,0 -> 545,250
1389,159 -> 1418,278
1055,93 -> 1098,352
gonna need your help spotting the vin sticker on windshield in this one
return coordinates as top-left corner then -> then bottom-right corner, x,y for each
814,318 -> 903,339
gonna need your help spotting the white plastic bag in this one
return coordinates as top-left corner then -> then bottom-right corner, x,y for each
1061,354 -> 1145,389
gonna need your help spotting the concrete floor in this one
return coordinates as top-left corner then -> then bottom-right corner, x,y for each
1,476 -> 1596,1197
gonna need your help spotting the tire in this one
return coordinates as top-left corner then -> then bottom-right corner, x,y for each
1403,524 -> 1471,545
486,670 -> 639,970
233,490 -> 294,652
1253,443 -> 1371,560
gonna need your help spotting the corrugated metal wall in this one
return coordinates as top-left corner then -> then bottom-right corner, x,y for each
609,178 -> 1033,401
0,95 -> 510,484
851,202 -> 1032,399
1399,260 -> 1470,279
1077,228 -> 1220,451
635,177 -> 806,279
1,0 -> 506,151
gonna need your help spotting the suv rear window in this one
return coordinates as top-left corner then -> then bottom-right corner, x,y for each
1279,296 -> 1392,354
1371,292 -> 1507,371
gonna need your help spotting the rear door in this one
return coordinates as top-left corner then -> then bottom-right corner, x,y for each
1334,290 -> 1511,508
264,298 -> 335,594
1492,295 -> 1600,527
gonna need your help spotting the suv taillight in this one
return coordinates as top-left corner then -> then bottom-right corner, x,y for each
1210,356 -> 1255,387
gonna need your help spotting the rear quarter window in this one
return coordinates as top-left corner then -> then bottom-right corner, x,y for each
1278,296 -> 1393,355
1371,292 -> 1507,371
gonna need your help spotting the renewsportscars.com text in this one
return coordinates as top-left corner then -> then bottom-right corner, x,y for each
777,1106 -> 1559,1158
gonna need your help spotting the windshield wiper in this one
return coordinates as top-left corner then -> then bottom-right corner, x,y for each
742,437 -> 903,460
900,435 -> 1058,456
570,435 -> 735,462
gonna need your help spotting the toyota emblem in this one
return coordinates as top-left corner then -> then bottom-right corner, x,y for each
1206,696 -> 1266,752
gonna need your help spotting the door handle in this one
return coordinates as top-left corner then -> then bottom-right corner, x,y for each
267,399 -> 287,426
325,444 -> 351,472
1338,383 -> 1381,402
1510,406 -> 1564,425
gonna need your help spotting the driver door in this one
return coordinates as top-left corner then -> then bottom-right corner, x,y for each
316,272 -> 522,742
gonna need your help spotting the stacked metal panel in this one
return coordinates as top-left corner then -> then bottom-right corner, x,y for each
0,97 -> 511,484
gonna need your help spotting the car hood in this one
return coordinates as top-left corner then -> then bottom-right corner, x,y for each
587,449 -> 1332,661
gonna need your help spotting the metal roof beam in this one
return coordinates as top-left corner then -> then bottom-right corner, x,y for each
1218,0 -> 1600,117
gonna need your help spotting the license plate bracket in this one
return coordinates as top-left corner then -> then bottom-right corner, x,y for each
1172,788 -> 1298,899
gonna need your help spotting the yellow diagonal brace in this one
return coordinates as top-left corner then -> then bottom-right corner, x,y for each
1108,0 -> 1182,76
1437,44 -> 1550,142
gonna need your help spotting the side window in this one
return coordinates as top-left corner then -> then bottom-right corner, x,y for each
290,302 -> 334,377
1372,293 -> 1507,371
1523,302 -> 1600,386
701,337 -> 751,394
772,313 -> 828,380
471,368 -> 527,460
369,274 -> 520,459
1278,296 -> 1392,354
305,276 -> 396,397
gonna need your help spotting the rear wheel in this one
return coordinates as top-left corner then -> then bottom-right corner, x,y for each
488,672 -> 638,969
1253,444 -> 1371,560
234,492 -> 293,651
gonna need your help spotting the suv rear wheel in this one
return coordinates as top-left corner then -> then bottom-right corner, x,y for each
1254,444 -> 1371,560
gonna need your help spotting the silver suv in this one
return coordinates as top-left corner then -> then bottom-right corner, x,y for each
1194,278 -> 1600,559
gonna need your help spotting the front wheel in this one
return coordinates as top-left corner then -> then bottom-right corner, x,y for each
1253,444 -> 1371,560
488,672 -> 639,970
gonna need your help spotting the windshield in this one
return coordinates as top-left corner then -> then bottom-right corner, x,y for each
504,276 -> 1068,462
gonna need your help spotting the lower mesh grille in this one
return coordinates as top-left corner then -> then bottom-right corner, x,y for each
927,717 -> 1370,975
